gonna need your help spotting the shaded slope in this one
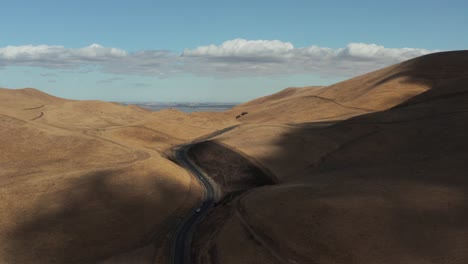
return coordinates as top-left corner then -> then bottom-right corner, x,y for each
230,78 -> 468,264
187,141 -> 275,195
193,51 -> 468,264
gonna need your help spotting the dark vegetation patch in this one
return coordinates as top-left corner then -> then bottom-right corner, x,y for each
187,141 -> 276,263
187,141 -> 275,195
191,197 -> 235,264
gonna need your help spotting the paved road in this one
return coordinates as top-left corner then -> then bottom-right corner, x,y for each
170,144 -> 216,264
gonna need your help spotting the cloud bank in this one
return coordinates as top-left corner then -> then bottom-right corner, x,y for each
0,44 -> 127,68
0,39 -> 437,78
182,39 -> 436,77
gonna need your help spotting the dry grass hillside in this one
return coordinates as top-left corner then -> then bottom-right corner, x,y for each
190,51 -> 468,264
230,51 -> 468,124
0,87 -> 237,263
3,50 -> 468,264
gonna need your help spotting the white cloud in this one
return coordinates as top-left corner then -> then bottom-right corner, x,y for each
0,44 -> 177,77
183,39 -> 294,58
336,43 -> 433,62
0,40 -> 438,78
182,40 -> 436,77
0,44 -> 127,68
74,44 -> 127,59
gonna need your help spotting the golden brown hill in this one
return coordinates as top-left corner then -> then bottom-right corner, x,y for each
3,50 -> 468,264
230,51 -> 468,124
0,87 -> 237,263
190,51 -> 468,263
0,87 -> 67,106
0,88 -> 68,121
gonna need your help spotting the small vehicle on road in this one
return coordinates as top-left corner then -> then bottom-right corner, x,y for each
195,208 -> 201,213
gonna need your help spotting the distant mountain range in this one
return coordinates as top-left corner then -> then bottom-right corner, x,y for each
120,102 -> 239,112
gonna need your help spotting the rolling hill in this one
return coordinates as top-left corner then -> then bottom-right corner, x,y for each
190,51 -> 468,264
230,51 -> 468,124
1,50 -> 468,264
0,88 -> 236,263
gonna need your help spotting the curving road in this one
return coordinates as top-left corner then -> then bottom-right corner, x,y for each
170,144 -> 216,264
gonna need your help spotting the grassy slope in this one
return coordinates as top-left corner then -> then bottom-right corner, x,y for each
229,51 -> 468,124
0,88 -> 238,263
194,51 -> 468,264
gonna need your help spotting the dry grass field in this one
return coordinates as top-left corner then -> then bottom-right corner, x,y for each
0,88 -> 237,263
2,51 -> 468,264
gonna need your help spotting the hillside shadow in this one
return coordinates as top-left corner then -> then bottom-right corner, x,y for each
190,62 -> 468,262
5,168 -> 194,264
375,51 -> 468,88
264,125 -> 468,262
227,73 -> 468,262
188,140 -> 275,196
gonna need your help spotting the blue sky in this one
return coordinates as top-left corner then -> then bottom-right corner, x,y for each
1,0 -> 466,102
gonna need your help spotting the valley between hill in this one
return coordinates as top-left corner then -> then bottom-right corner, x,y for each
1,51 -> 467,263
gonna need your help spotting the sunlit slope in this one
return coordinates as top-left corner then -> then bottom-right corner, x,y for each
230,51 -> 468,123
0,87 -> 239,263
0,87 -> 68,121
199,51 -> 468,264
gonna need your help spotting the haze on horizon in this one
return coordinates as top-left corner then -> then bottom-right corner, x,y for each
1,0 -> 467,102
